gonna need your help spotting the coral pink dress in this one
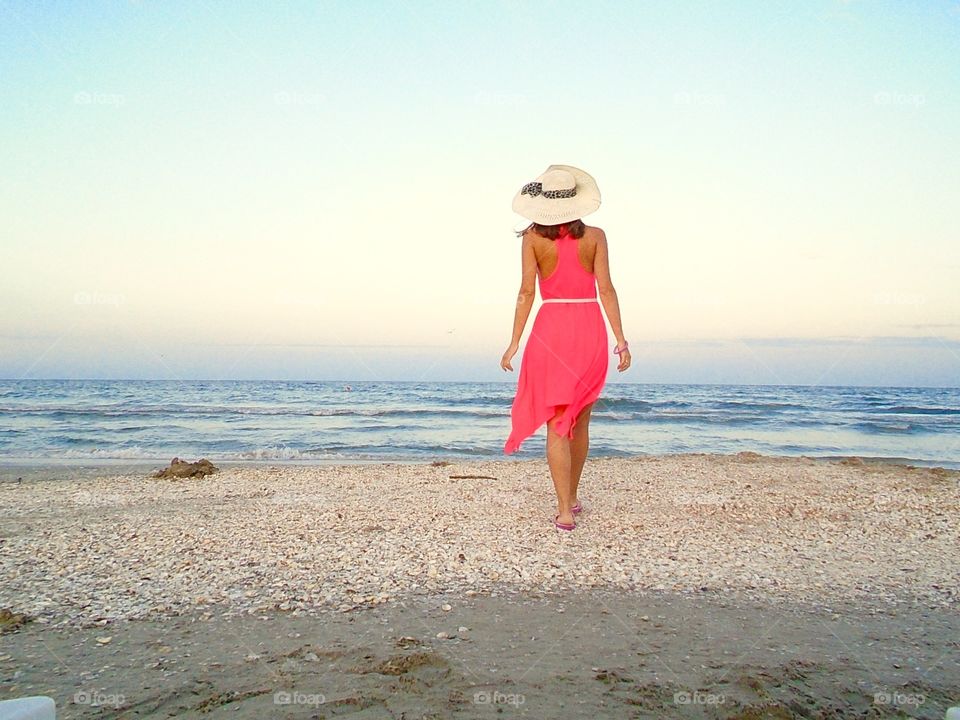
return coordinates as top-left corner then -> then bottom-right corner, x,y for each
504,226 -> 609,454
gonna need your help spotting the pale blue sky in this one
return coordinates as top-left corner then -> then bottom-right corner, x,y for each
1,0 -> 958,385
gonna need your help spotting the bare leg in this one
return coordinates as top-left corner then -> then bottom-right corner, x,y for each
546,405 -> 574,525
569,401 -> 595,505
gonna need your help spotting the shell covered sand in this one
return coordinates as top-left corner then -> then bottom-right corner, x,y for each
0,453 -> 957,628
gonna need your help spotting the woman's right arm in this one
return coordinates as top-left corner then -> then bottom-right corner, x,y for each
594,229 -> 625,343
594,229 -> 631,371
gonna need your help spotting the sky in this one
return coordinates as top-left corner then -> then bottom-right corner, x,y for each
1,0 -> 958,386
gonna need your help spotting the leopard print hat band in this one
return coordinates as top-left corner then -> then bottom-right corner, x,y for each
512,165 -> 601,225
520,182 -> 577,199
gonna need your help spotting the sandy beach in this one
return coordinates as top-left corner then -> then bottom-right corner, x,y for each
1,452 -> 958,718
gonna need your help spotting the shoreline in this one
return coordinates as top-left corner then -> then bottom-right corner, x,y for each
2,449 -> 959,484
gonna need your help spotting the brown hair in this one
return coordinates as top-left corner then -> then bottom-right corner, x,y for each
514,219 -> 586,240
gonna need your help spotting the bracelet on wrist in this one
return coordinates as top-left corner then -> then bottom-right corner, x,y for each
613,341 -> 629,355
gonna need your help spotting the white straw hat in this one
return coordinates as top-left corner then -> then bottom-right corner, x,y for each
512,164 -> 601,225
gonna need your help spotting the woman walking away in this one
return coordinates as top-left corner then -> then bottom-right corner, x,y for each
500,164 -> 631,531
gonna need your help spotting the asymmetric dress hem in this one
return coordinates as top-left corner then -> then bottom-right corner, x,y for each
504,226 -> 609,455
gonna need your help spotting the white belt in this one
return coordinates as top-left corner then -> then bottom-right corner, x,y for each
541,297 -> 598,303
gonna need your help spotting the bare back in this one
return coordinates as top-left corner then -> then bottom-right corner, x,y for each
530,225 -> 600,281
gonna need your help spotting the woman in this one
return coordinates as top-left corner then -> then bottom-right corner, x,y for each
500,164 -> 631,531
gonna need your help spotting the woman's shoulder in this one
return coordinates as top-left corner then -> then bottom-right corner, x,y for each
521,223 -> 605,242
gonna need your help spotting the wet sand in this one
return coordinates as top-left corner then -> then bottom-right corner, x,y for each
3,589 -> 958,718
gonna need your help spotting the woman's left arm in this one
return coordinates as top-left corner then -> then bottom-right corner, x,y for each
500,233 -> 537,371
509,233 -> 538,345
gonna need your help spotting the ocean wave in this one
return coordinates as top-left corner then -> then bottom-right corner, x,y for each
848,421 -> 918,434
874,405 -> 960,415
234,447 -> 345,461
58,446 -> 158,459
712,400 -> 805,411
11,446 -> 352,461
0,404 -> 506,419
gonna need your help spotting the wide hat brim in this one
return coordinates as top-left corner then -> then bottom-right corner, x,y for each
512,164 -> 601,225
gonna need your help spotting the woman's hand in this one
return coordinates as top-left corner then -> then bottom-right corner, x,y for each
616,347 -> 631,372
500,342 -> 519,371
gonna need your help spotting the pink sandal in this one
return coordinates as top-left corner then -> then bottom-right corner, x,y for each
571,501 -> 583,515
554,514 -> 576,531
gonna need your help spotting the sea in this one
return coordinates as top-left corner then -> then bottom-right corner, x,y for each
0,380 -> 958,471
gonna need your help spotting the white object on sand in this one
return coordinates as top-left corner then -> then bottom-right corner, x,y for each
0,697 -> 55,720
944,707 -> 960,720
